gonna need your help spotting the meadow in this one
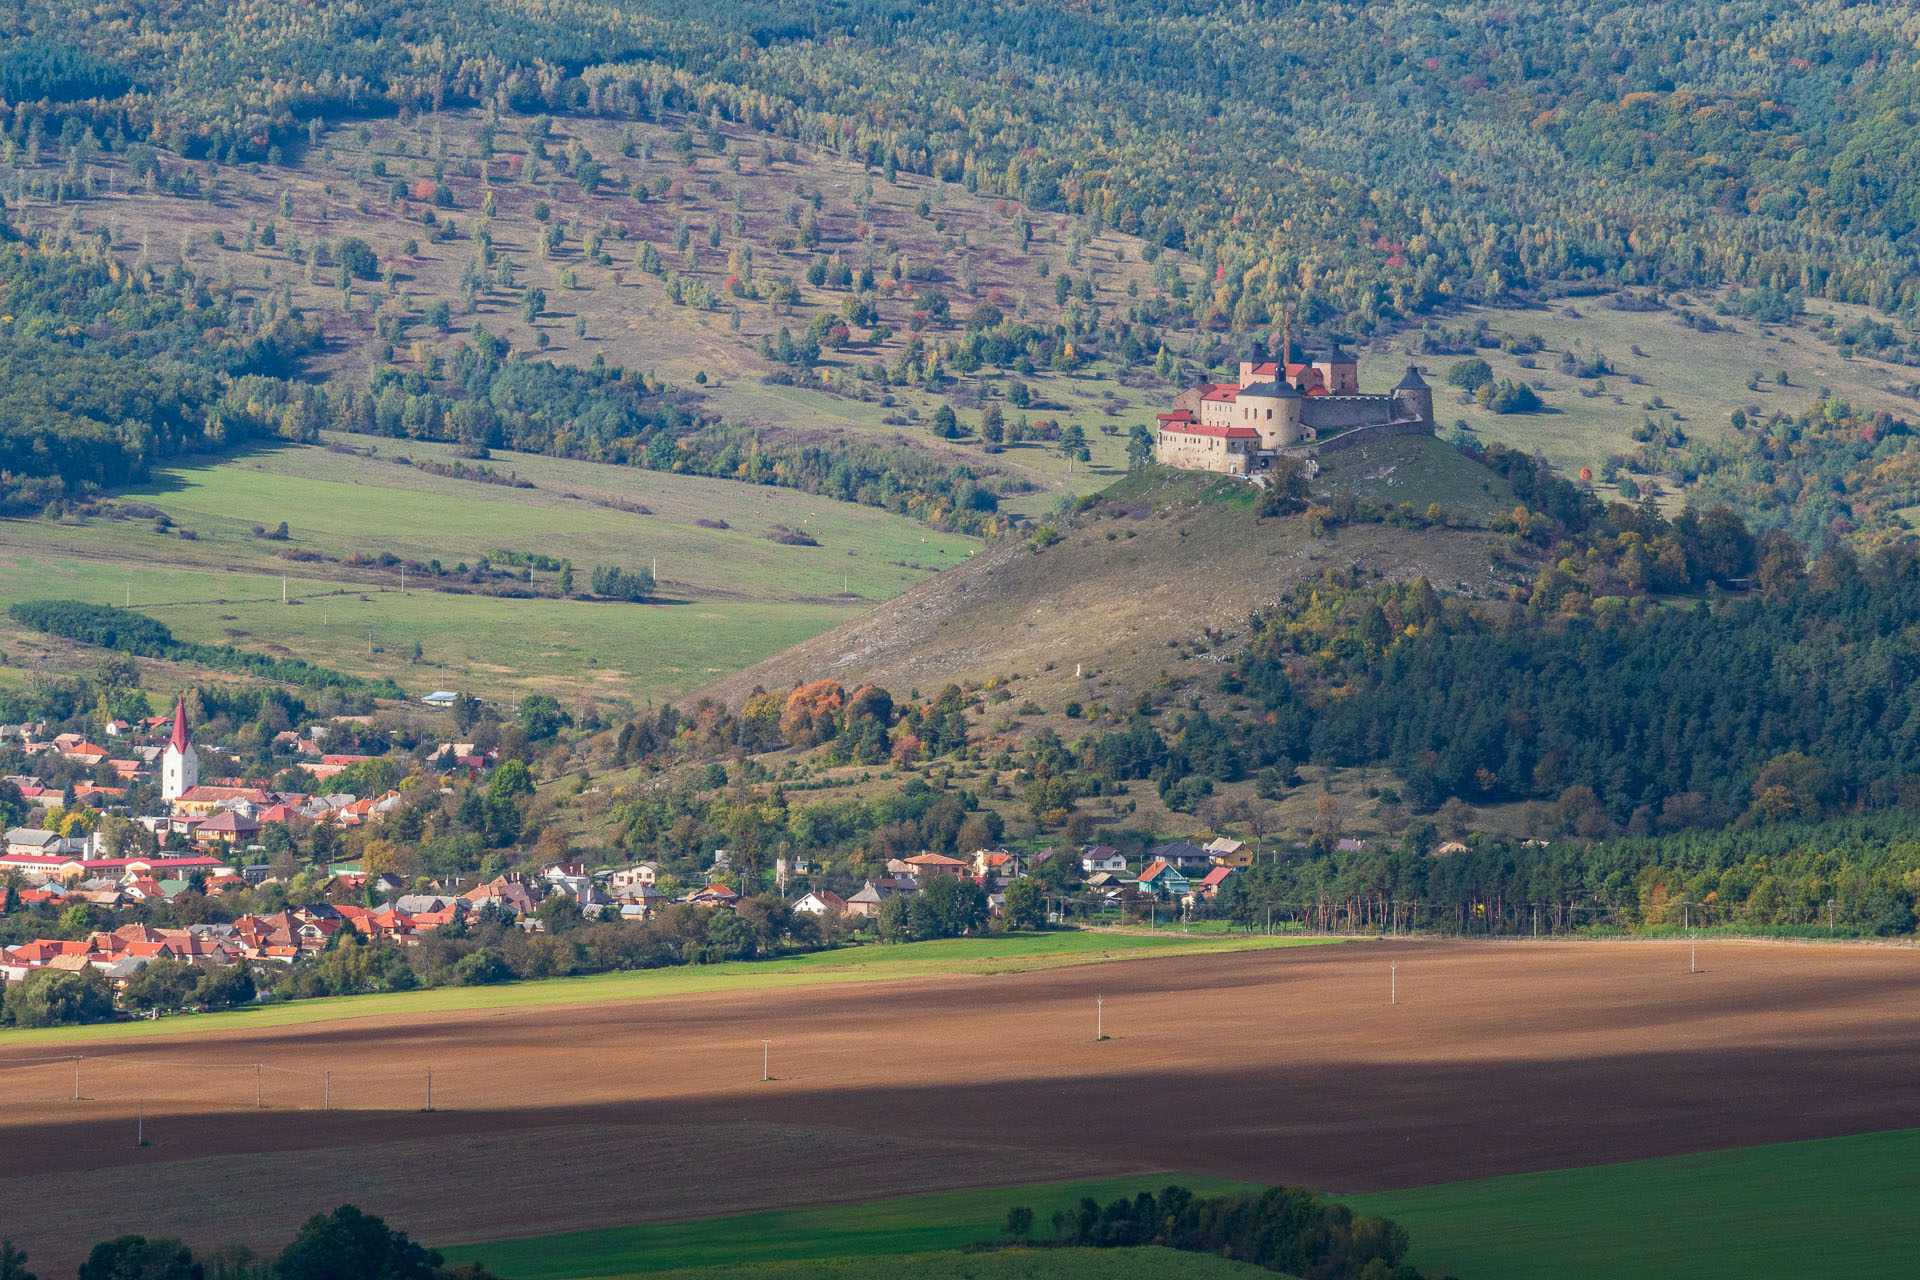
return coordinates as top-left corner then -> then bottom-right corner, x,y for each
0,930 -> 1330,1047
1350,1127 -> 1920,1280
0,437 -> 977,704
1426,297 -> 1920,493
437,1176 -> 1261,1279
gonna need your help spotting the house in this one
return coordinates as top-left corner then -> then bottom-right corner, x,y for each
609,862 -> 660,895
194,809 -> 263,848
793,889 -> 847,916
901,853 -> 970,882
972,849 -> 1024,879
686,883 -> 739,908
5,828 -> 60,858
1133,860 -> 1191,898
1191,866 -> 1239,901
1334,838 -> 1369,854
1149,842 -> 1213,871
617,887 -> 669,920
462,874 -> 537,917
1206,837 -> 1254,868
1433,841 -> 1469,857
845,878 -> 910,918
421,690 -> 461,708
1081,845 -> 1128,875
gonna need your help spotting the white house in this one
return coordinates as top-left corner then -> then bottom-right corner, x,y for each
1081,845 -> 1127,875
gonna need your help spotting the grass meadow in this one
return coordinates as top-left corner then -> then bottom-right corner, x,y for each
0,931 -> 1334,1047
1349,1127 -> 1920,1280
0,438 -> 976,703
437,1175 -> 1262,1279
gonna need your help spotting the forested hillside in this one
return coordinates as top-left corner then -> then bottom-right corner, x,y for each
5,0 -> 1920,330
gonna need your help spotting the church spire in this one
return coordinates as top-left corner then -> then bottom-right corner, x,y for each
168,696 -> 190,754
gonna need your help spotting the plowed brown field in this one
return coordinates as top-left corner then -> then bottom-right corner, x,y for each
4,938 -> 1919,1269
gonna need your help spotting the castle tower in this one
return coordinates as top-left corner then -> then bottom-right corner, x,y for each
1240,378 -> 1304,449
1314,340 -> 1359,394
1392,365 -> 1434,428
161,696 -> 199,802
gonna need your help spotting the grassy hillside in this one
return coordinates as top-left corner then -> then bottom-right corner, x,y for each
1351,1127 -> 1920,1280
0,439 -> 976,705
1407,297 -> 1920,498
701,446 -> 1523,717
6,107 -> 1188,517
438,1176 -> 1261,1278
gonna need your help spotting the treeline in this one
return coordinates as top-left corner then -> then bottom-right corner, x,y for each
1208,811 -> 1920,940
7,600 -> 403,698
0,230 -> 325,513
1026,1184 -> 1435,1280
1,1205 -> 494,1280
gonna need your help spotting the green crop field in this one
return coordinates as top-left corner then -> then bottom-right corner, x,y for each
438,1175 -> 1262,1279
0,438 -> 977,703
1349,1127 -> 1920,1280
0,931 -> 1334,1047
617,1245 -> 1269,1280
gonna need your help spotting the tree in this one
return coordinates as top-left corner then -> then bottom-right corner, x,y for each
519,286 -> 546,322
77,1237 -> 200,1280
1002,877 -> 1046,931
516,694 -> 571,741
1058,423 -> 1089,461
1447,357 -> 1494,391
274,1206 -> 443,1280
336,237 -> 378,281
931,404 -> 960,438
1,1241 -> 36,1280
875,892 -> 908,942
980,402 -> 1004,443
1126,423 -> 1154,469
2,968 -> 113,1028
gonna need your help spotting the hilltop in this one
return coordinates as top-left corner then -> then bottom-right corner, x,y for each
702,435 -> 1524,718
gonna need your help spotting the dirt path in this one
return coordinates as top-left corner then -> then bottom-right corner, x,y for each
4,939 -> 1918,1268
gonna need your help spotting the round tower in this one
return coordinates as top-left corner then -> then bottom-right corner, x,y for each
1392,365 -> 1434,427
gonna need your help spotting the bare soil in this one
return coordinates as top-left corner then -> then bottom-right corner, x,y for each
4,939 -> 1919,1268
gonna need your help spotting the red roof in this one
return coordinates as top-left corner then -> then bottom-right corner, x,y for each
168,698 -> 190,754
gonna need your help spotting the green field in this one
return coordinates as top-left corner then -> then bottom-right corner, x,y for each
0,438 -> 977,703
0,931 -> 1334,1047
438,1175 -> 1261,1279
1349,1128 -> 1920,1280
618,1246 -> 1268,1280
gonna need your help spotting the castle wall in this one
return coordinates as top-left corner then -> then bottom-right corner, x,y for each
1157,431 -> 1251,474
1300,394 -> 1398,432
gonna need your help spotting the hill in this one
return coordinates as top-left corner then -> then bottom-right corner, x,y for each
701,438 -> 1522,718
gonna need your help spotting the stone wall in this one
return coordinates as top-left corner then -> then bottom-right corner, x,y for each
1277,416 -> 1434,457
1300,394 -> 1396,432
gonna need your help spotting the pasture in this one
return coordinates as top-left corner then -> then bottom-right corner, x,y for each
5,939 -> 1920,1273
0,438 -> 976,704
1351,1128 -> 1920,1280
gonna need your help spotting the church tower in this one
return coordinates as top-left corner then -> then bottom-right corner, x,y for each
161,696 -> 199,802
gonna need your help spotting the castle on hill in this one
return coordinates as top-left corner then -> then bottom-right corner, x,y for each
1155,339 -> 1435,476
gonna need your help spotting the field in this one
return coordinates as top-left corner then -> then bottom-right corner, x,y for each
438,1176 -> 1260,1278
5,939 -> 1920,1273
0,436 -> 976,705
0,930 -> 1322,1047
1351,1128 -> 1920,1280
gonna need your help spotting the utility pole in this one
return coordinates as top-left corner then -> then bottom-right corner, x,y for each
324,1069 -> 331,1111
1096,995 -> 1103,1040
1390,962 -> 1397,1006
72,1057 -> 80,1101
282,574 -> 288,604
255,1063 -> 263,1110
762,1040 -> 771,1082
426,1066 -> 434,1112
136,1100 -> 143,1147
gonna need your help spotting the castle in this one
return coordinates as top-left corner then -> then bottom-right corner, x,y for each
1155,340 -> 1435,476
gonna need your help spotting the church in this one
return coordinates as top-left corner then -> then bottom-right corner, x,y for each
1155,339 -> 1435,476
161,696 -> 199,802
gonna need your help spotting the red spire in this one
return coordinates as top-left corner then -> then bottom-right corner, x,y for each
168,697 -> 190,753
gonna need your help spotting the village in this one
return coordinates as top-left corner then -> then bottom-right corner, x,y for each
0,698 -> 1264,1007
